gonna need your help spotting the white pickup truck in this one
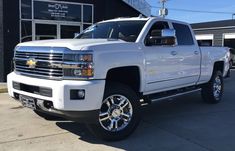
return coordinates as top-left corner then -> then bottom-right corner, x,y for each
7,17 -> 230,141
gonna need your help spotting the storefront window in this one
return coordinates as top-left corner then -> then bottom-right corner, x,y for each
35,24 -> 57,40
83,5 -> 92,23
34,1 -> 81,22
61,25 -> 81,39
21,21 -> 32,42
21,0 -> 32,19
83,24 -> 91,31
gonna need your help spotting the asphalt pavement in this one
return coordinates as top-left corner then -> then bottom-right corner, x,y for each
1,70 -> 235,151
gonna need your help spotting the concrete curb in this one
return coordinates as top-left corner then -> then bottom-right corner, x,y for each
0,83 -> 8,93
0,88 -> 7,93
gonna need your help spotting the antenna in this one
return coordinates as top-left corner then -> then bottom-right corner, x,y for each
159,0 -> 168,18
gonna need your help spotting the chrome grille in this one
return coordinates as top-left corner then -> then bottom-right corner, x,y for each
14,51 -> 63,79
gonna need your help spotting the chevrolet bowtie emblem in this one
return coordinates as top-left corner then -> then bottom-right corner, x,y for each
26,58 -> 37,68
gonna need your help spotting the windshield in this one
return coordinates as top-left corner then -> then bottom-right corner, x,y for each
75,21 -> 146,42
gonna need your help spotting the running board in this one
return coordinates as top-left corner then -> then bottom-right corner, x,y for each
147,86 -> 201,102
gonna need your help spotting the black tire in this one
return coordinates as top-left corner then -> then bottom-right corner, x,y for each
87,82 -> 141,141
34,110 -> 64,120
201,70 -> 224,104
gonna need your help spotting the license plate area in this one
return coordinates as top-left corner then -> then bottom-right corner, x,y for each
19,95 -> 36,110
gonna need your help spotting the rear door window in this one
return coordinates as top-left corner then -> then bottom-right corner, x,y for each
172,23 -> 194,45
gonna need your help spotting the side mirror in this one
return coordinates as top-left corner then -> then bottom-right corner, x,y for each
146,29 -> 176,46
161,29 -> 176,37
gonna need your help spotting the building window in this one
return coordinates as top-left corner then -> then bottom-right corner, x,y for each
223,33 -> 235,49
20,0 -> 93,41
21,21 -> 32,42
195,34 -> 213,46
61,25 -> 81,38
21,0 -> 32,19
34,1 -> 81,22
83,5 -> 92,23
83,24 -> 91,31
35,24 -> 57,40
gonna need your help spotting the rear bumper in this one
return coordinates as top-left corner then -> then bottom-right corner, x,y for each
7,72 -> 105,122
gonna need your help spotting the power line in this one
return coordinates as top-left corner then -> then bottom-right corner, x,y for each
151,5 -> 234,15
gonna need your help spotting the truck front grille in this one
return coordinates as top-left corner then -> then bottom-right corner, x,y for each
14,51 -> 63,79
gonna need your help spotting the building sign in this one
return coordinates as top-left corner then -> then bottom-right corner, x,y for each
48,3 -> 69,18
122,0 -> 151,17
34,1 -> 81,22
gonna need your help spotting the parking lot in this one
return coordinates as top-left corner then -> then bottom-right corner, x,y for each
0,70 -> 235,151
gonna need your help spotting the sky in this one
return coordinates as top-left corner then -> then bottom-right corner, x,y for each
146,0 -> 235,23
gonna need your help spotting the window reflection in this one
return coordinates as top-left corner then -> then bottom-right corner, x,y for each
21,21 -> 32,42
21,0 -> 32,19
83,5 -> 92,23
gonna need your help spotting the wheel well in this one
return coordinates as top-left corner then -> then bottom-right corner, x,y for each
106,66 -> 140,93
214,61 -> 224,73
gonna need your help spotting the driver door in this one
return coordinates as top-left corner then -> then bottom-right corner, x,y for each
143,21 -> 183,93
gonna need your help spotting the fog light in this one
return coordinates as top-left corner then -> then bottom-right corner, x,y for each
70,89 -> 85,100
77,90 -> 85,98
13,81 -> 20,90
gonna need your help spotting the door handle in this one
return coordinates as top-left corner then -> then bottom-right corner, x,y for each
194,51 -> 199,55
171,51 -> 177,56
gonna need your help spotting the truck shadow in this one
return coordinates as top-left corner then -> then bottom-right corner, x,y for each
56,71 -> 235,150
55,95 -> 212,150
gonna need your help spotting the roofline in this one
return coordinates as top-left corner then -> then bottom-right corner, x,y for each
193,26 -> 235,31
97,17 -> 191,25
98,17 -> 151,23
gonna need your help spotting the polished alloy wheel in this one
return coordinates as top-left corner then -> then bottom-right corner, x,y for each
213,76 -> 222,99
99,95 -> 133,132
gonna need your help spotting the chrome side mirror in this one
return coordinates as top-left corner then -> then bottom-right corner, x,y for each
146,29 -> 176,46
161,29 -> 176,37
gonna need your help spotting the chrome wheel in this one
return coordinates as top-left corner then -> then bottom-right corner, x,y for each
99,95 -> 133,132
202,71 -> 223,104
213,76 -> 222,99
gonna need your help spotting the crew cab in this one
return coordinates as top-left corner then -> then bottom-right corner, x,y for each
7,17 -> 230,141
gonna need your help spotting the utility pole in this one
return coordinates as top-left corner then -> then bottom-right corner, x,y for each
232,13 -> 235,20
159,0 -> 168,18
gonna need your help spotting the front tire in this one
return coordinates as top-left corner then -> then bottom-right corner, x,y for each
201,70 -> 224,104
87,82 -> 141,141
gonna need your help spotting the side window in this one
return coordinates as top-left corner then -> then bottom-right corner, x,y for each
172,23 -> 194,45
145,21 -> 169,46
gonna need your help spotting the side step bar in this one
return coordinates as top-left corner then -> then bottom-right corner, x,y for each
146,86 -> 202,103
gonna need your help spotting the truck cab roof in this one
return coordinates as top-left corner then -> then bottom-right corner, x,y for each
99,16 -> 190,26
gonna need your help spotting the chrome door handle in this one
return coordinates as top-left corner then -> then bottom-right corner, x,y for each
194,51 -> 199,55
171,51 -> 177,56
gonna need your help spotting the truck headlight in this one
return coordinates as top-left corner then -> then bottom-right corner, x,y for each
64,54 -> 93,62
63,53 -> 94,79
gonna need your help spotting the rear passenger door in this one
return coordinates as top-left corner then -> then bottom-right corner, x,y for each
172,22 -> 201,85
